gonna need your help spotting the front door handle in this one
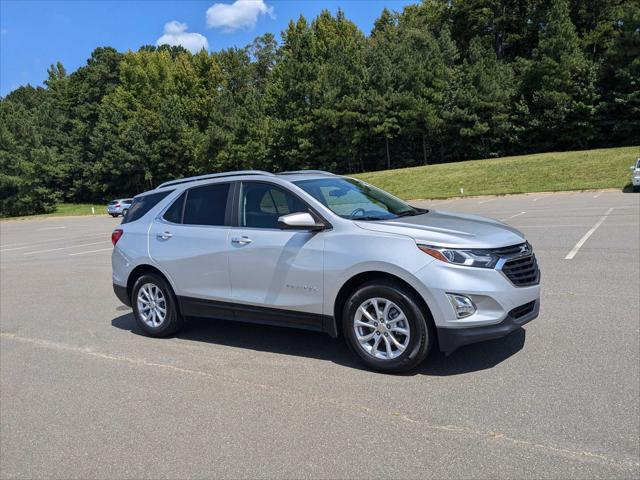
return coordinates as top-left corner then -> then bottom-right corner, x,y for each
157,231 -> 173,240
231,236 -> 252,245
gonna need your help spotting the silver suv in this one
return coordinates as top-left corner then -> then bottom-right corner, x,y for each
111,171 -> 540,373
107,198 -> 133,217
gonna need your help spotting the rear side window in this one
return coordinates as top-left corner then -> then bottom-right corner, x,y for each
183,183 -> 230,226
163,192 -> 186,223
122,190 -> 173,224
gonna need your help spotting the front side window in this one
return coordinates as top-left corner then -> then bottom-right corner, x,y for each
294,178 -> 418,220
240,183 -> 308,228
182,183 -> 230,226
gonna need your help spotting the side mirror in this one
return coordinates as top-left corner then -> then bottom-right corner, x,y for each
278,212 -> 325,231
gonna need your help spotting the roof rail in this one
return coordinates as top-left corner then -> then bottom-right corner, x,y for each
157,170 -> 274,189
276,170 -> 335,176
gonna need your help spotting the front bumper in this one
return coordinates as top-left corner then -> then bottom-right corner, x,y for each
437,299 -> 539,352
632,176 -> 640,187
411,257 -> 540,351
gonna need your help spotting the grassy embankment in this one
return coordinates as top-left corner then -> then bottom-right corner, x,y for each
1,203 -> 105,221
353,146 -> 639,200
3,146 -> 638,219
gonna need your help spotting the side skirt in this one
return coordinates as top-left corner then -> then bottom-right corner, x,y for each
177,296 -> 338,338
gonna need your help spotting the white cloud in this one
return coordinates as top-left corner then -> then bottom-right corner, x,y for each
206,0 -> 274,32
156,21 -> 209,53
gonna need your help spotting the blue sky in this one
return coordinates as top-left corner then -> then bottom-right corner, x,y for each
0,0 -> 415,97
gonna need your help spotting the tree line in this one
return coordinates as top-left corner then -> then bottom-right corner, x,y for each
1,0 -> 638,216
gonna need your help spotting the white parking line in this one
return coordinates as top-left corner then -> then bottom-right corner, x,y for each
0,246 -> 29,253
36,226 -> 66,231
500,211 -> 526,221
593,193 -> 601,198
564,208 -> 614,260
478,198 -> 497,204
0,233 -> 105,250
23,241 -> 107,256
68,247 -> 113,256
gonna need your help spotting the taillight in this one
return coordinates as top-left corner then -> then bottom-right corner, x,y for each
115,203 -> 121,207
111,229 -> 123,246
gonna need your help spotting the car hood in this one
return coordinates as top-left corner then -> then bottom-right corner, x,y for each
355,210 -> 525,249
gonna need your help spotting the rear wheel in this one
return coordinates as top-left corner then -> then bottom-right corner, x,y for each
342,280 -> 432,373
110,214 -> 118,217
132,273 -> 184,337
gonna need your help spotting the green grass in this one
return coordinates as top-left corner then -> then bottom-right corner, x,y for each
3,146 -> 638,220
2,203 -> 106,221
353,146 -> 639,200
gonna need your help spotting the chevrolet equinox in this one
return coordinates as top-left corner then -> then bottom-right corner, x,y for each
112,170 -> 540,373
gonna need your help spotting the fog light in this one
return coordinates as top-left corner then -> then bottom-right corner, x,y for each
447,294 -> 476,319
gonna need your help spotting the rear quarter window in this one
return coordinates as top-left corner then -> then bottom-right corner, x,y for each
122,190 -> 173,224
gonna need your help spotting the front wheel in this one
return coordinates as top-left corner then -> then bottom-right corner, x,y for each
343,280 -> 433,373
132,273 -> 184,337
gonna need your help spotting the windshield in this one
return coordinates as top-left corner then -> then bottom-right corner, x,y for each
294,177 -> 420,220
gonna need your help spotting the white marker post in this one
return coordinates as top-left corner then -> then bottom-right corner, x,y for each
91,207 -> 95,215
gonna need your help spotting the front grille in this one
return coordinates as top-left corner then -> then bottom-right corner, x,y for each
492,243 -> 528,256
509,300 -> 536,319
501,254 -> 539,286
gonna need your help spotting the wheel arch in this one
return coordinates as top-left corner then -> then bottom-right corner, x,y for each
333,271 -> 435,339
127,264 -> 178,310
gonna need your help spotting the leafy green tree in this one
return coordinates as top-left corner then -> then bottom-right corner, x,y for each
518,0 -> 599,150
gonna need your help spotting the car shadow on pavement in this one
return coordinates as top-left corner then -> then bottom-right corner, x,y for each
111,312 -> 525,376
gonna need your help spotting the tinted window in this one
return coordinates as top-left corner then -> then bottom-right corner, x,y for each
183,183 -> 230,226
163,192 -> 186,224
122,190 -> 173,224
240,183 -> 308,228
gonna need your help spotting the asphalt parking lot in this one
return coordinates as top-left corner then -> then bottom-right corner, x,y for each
1,190 -> 639,479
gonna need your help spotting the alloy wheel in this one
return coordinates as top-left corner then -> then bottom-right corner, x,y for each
137,282 -> 167,328
353,297 -> 410,360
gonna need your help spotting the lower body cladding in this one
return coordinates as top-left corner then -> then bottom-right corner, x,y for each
437,299 -> 539,352
412,259 -> 540,353
113,258 -> 540,354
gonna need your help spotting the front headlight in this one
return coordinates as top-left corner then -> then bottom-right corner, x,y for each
417,245 -> 499,268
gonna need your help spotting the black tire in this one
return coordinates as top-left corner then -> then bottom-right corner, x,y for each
633,186 -> 640,193
342,280 -> 433,373
131,273 -> 184,337
110,214 -> 118,217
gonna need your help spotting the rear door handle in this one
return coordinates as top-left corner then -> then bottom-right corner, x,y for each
157,231 -> 173,240
231,236 -> 252,245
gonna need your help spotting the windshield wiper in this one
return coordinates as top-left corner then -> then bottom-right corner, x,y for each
395,209 -> 421,217
351,216 -> 386,221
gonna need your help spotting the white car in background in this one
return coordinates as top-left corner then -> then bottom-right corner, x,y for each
107,198 -> 133,217
631,158 -> 640,192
